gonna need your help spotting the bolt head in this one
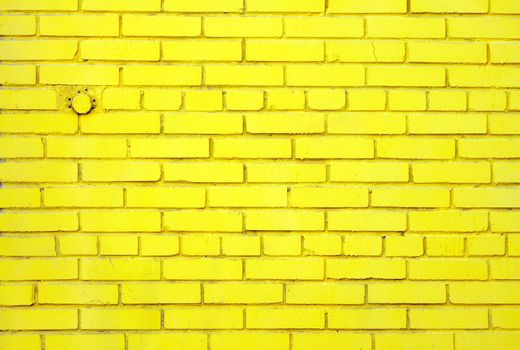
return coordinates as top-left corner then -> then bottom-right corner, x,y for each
72,93 -> 92,114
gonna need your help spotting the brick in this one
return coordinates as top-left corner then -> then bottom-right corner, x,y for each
205,17 -> 283,37
129,138 -> 208,158
246,258 -> 324,280
410,309 -> 488,329
212,333 -> 289,350
222,235 -> 261,256
385,235 -> 423,257
46,335 -> 124,350
330,161 -> 409,182
247,0 -> 324,13
494,162 -> 520,183
40,65 -> 118,86
184,91 -> 223,111
0,309 -> 77,330
409,259 -> 488,280
285,17 -> 363,38
99,235 -> 138,255
183,235 -> 220,256
164,0 -> 242,12
469,91 -> 507,111
226,90 -> 264,111
410,211 -> 488,232
102,88 -> 140,110
388,91 -> 426,111
410,113 -> 486,134
164,162 -> 243,183
144,89 -> 182,110
296,137 -> 373,159
329,0 -> 406,13
267,89 -> 305,110
413,162 -> 490,183
82,0 -> 160,11
330,211 -> 406,231
368,66 -> 445,87
0,65 -> 36,85
47,137 -> 126,158
377,138 -> 454,159
347,89 -> 386,110
214,138 -> 291,158
164,40 -> 241,61
294,333 -> 371,350
327,40 -> 404,63
327,258 -> 406,279
376,333 -> 453,350
509,235 -> 520,255
0,258 -> 77,280
128,334 -> 206,350
81,258 -> 160,280
204,283 -> 283,303
206,65 -> 284,86
0,113 -> 77,134
454,188 -> 520,208
304,234 -> 342,256
368,282 -> 445,303
492,0 -> 520,13
81,211 -> 160,232
263,235 -> 301,256
493,309 -> 520,328
449,17 -> 520,39
247,308 -> 324,329
82,161 -> 160,182
40,15 -> 119,36
286,65 -> 364,87
411,0 -> 488,13
449,67 -> 520,88
0,89 -> 56,110
0,188 -> 38,208
247,113 -> 325,133
0,161 -> 77,183
489,114 -> 520,134
0,211 -> 78,232
344,235 -> 383,256
39,283 -> 118,304
0,15 -> 36,35
0,236 -> 55,256
164,259 -> 242,280
451,282 -> 520,304
456,332 -> 520,349
165,113 -> 242,134
60,235 -> 97,256
248,163 -> 326,183
82,309 -> 161,330
208,186 -> 286,208
0,136 -> 43,158
165,308 -> 243,329
128,187 -> 204,208
459,138 -> 520,158
0,40 -> 76,61
247,210 -> 324,231
140,235 -> 179,256
82,113 -> 160,134
123,65 -> 201,86
491,259 -> 520,279
122,15 -> 201,37
0,285 -> 33,306
246,40 -> 324,62
328,309 -> 406,329
367,17 -> 445,38
491,212 -> 520,232
0,0 -> 75,9
428,90 -> 467,111
291,186 -> 368,208
164,211 -> 242,232
373,187 -> 449,208
286,282 -> 364,304
308,90 -> 345,110
122,283 -> 200,304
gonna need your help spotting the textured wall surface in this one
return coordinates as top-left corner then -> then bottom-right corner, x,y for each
1,0 -> 520,349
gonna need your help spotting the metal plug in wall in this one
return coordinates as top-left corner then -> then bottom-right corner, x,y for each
69,88 -> 96,115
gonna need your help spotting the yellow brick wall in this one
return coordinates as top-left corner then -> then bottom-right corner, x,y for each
1,0 -> 520,349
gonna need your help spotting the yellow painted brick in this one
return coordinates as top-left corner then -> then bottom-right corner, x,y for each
0,15 -> 36,35
247,0 -> 324,13
82,161 -> 160,182
287,282 -> 364,304
330,161 -> 409,182
164,162 -> 243,183
0,65 -> 36,85
127,187 -> 204,208
209,186 -> 286,208
0,136 -> 42,158
385,236 -> 424,257
81,308 -> 161,330
329,0 -> 406,13
491,211 -> 520,232
41,64 -> 119,85
165,113 -> 242,134
129,138 -> 208,158
368,282 -> 445,303
0,236 -> 55,256
304,234 -> 342,255
0,336 -> 39,350
246,258 -> 324,280
82,0 -> 160,11
329,211 -> 407,231
246,40 -> 324,62
491,43 -> 520,64
247,210 -> 324,231
0,258 -> 77,280
469,91 -> 507,111
267,89 -> 305,110
122,15 -> 201,37
0,0 -> 75,9
99,235 -> 138,255
184,91 -> 223,111
122,283 -> 200,304
214,138 -> 291,158
81,113 -> 160,133
0,211 -> 78,232
164,211 -> 242,232
377,138 -> 454,159
494,161 -> 520,183
0,113 -> 77,134
226,90 -> 264,111
183,235 -> 220,256
449,17 -> 520,39
509,235 -> 520,255
39,283 -> 118,304
59,235 -> 97,256
459,138 -> 520,158
413,162 -> 491,183
205,17 -> 283,37
454,188 -> 520,208
348,89 -> 387,110
0,89 -> 56,110
491,259 -> 520,279
328,309 -> 406,329
492,0 -> 520,13
428,90 -> 467,111
263,235 -> 301,256
164,259 -> 242,280
46,335 -> 124,350
40,15 -> 119,36
412,0 -> 487,12
388,90 -> 426,111
307,89 -> 345,110
296,137 -> 373,159
81,211 -> 160,232
102,88 -> 140,110
140,235 -> 179,256
144,89 -> 182,110
410,211 -> 488,232
409,259 -> 488,280
294,333 -> 371,350
368,66 -> 445,87
206,65 -> 283,86
212,333 -> 289,350
164,0 -> 242,12
376,333 -> 454,350
47,137 -> 126,158
291,186 -> 368,208
287,65 -> 365,87
164,40 -> 241,62
247,307 -> 324,329
372,187 -> 449,208
0,40 -> 76,61
344,235 -> 383,256
327,258 -> 406,279
81,258 -> 160,280
490,114 -> 520,134
410,308 -> 488,329
248,163 -> 326,183
164,308 -> 242,329
327,40 -> 405,63
204,283 -> 283,303
0,284 -> 33,306
367,17 -> 445,38
451,282 -> 520,304
247,113 -> 325,133
493,309 -> 520,328
286,17 -> 363,38
128,334 -> 206,350
0,309 -> 77,330
222,235 -> 261,256
449,67 -> 520,88
123,65 -> 201,86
